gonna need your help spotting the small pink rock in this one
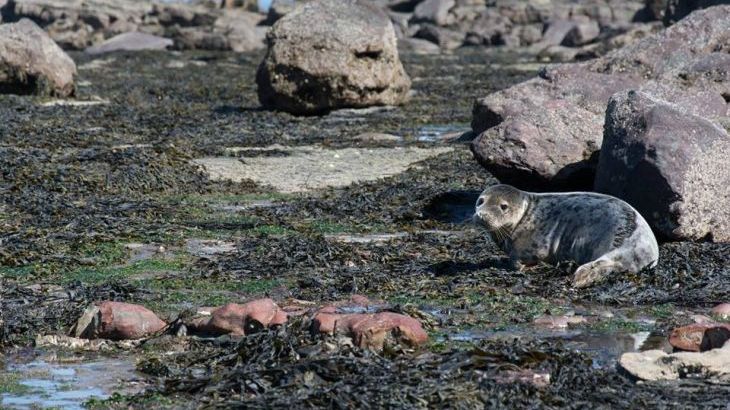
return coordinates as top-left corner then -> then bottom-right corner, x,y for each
711,303 -> 730,319
73,301 -> 167,341
188,298 -> 287,336
669,323 -> 730,352
312,310 -> 428,350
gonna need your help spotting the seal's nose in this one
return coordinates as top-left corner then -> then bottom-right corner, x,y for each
476,197 -> 485,208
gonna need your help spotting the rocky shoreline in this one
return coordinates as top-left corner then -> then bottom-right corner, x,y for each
1,0 -> 729,408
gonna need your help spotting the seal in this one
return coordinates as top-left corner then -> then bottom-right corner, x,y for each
473,184 -> 659,288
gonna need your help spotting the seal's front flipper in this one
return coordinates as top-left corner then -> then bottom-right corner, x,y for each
572,259 -> 618,288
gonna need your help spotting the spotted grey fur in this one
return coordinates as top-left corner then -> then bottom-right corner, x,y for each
473,184 -> 659,288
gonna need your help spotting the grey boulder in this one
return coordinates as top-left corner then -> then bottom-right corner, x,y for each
595,91 -> 730,242
0,18 -> 76,96
256,0 -> 411,115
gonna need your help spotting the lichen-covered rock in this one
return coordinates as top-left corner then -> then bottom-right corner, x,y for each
595,91 -> 730,242
0,18 -> 76,96
256,0 -> 411,115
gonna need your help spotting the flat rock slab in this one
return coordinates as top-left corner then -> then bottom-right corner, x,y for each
85,32 -> 173,54
194,146 -> 453,192
619,344 -> 730,381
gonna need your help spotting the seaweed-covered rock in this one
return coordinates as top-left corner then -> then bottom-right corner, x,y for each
312,307 -> 428,350
595,91 -> 730,242
256,0 -> 411,115
0,18 -> 76,96
470,5 -> 730,189
619,344 -> 730,381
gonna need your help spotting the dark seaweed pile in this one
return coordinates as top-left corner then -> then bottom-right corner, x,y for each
0,281 -> 142,347
128,318 -> 730,409
1,47 -> 729,408
200,149 -> 730,308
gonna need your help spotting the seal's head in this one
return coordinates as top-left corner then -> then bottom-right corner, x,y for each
473,184 -> 529,237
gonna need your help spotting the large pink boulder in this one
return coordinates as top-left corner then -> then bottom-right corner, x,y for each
188,298 -> 287,336
73,301 -> 167,340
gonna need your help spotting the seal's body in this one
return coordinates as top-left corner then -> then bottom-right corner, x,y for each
473,184 -> 659,288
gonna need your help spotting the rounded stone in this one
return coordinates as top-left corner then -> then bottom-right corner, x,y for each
256,0 -> 411,115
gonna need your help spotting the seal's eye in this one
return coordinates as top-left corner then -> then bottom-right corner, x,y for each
476,198 -> 485,207
500,203 -> 509,211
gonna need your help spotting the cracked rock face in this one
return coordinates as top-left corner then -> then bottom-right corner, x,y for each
595,91 -> 730,242
256,0 -> 411,115
0,18 -> 77,97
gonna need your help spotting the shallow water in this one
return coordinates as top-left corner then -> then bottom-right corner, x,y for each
1,352 -> 143,409
414,124 -> 467,142
443,326 -> 668,368
423,190 -> 481,224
